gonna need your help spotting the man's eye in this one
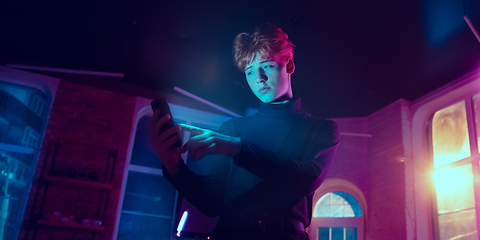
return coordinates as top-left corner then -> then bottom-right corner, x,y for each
263,64 -> 274,69
246,71 -> 253,76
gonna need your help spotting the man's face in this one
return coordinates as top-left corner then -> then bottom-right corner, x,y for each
244,55 -> 294,104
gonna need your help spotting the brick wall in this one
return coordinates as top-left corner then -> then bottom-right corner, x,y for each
20,80 -> 136,240
329,117 -> 371,209
326,99 -> 412,240
366,99 -> 411,240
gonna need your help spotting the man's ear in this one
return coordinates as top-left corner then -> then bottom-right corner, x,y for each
286,58 -> 295,74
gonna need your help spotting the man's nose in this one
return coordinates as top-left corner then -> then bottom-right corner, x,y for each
256,69 -> 267,83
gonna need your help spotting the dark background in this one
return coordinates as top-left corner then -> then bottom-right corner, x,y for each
1,0 -> 479,118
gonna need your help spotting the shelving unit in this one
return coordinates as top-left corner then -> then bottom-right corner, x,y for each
32,143 -> 117,240
36,220 -> 105,231
33,178 -> 111,240
45,176 -> 112,190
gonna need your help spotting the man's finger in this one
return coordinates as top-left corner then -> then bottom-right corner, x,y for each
187,131 -> 215,149
194,142 -> 216,159
178,123 -> 205,135
151,109 -> 162,128
156,125 -> 181,145
181,135 -> 205,154
161,134 -> 182,152
181,138 -> 195,153
193,142 -> 216,160
153,114 -> 171,135
187,137 -> 215,159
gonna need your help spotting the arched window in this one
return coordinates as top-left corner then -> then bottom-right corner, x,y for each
314,191 -> 362,218
308,179 -> 366,240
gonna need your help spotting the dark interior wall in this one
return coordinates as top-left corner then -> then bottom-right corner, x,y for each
20,80 -> 136,240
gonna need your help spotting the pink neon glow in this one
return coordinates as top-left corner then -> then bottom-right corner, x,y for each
176,211 -> 188,237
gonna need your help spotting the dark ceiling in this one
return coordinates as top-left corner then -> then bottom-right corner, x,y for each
1,0 -> 480,118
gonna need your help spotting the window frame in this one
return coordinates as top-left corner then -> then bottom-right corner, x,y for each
308,178 -> 366,240
428,96 -> 480,240
0,66 -> 60,240
112,96 -> 231,239
411,68 -> 480,240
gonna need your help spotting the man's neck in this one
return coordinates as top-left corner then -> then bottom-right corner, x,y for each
270,94 -> 293,104
270,99 -> 290,104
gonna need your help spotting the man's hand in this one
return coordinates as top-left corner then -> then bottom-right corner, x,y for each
150,110 -> 182,174
180,124 -> 241,160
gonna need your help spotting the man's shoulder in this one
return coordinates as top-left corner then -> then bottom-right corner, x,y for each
298,113 -> 340,136
222,113 -> 259,124
219,115 -> 248,135
309,117 -> 340,143
297,111 -> 338,125
219,114 -> 264,135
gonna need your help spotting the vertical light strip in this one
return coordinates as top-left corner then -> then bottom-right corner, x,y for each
176,211 -> 189,237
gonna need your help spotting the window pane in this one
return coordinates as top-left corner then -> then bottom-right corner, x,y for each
119,171 -> 176,240
130,116 -> 162,169
434,164 -> 477,240
318,227 -> 329,240
434,164 -> 475,213
122,171 -> 176,217
315,194 -> 332,217
117,212 -> 173,240
343,192 -> 362,217
314,191 -> 362,217
130,116 -> 185,169
317,227 -> 357,240
345,227 -> 357,240
473,94 -> 480,152
331,227 -> 343,240
432,101 -> 470,167
438,209 -> 477,240
331,193 -> 350,217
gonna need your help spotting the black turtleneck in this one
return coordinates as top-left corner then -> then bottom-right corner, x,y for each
257,98 -> 304,117
164,98 -> 340,239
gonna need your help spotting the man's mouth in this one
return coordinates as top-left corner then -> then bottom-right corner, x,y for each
259,87 -> 270,95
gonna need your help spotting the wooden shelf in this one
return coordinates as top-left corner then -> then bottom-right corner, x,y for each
36,220 -> 105,231
46,176 -> 112,190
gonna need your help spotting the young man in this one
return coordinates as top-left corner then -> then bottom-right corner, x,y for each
151,23 -> 340,240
